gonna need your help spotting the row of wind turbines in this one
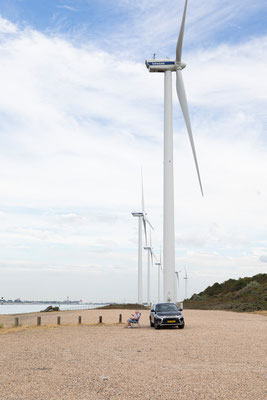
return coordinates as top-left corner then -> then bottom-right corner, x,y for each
132,178 -> 189,305
132,0 -> 202,305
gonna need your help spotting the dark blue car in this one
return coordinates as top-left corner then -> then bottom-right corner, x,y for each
149,302 -> 185,329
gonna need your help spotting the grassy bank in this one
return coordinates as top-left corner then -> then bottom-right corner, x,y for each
184,273 -> 267,312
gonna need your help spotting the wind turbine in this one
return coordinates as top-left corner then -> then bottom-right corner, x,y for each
132,172 -> 153,304
145,0 -> 203,302
175,270 -> 182,302
183,267 -> 188,300
144,228 -> 156,305
154,251 -> 162,303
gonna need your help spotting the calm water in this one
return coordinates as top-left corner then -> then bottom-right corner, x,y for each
0,303 -> 105,315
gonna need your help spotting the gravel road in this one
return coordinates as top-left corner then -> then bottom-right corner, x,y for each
0,309 -> 266,400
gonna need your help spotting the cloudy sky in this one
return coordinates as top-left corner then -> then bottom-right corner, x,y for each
0,0 -> 266,302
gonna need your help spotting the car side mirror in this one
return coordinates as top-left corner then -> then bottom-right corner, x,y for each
178,308 -> 183,312
151,309 -> 155,312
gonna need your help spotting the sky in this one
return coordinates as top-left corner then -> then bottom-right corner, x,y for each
0,0 -> 266,302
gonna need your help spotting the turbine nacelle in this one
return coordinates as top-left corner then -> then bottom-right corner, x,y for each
145,59 -> 186,73
131,212 -> 144,217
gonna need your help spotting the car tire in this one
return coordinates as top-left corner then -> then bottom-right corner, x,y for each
154,321 -> 160,329
178,323 -> 185,329
150,318 -> 154,327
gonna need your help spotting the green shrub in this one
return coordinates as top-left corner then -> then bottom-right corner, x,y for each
184,273 -> 267,312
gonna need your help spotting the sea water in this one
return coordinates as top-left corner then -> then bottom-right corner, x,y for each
0,303 -> 106,315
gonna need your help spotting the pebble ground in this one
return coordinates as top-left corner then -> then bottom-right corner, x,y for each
0,309 -> 266,400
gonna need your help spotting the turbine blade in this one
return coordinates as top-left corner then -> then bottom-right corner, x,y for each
176,0 -> 188,62
176,272 -> 180,287
150,250 -> 154,265
159,249 -> 163,270
142,217 -> 147,246
145,216 -> 154,231
152,251 -> 158,263
176,70 -> 204,196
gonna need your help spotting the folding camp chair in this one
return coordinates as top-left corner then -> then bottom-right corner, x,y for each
130,312 -> 141,328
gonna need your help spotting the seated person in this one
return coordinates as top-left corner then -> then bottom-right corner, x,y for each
127,311 -> 141,327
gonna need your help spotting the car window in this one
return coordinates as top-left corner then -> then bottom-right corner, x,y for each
156,304 -> 178,312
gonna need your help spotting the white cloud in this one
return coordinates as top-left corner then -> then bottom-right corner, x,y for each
0,16 -> 17,34
56,5 -> 77,12
259,255 -> 267,263
0,14 -> 266,300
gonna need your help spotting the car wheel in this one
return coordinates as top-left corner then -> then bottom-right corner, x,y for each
178,323 -> 185,329
154,321 -> 160,329
150,318 -> 154,327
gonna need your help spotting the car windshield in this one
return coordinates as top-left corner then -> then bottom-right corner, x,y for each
156,304 -> 178,312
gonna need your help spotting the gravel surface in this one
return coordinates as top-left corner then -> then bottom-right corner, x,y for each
0,309 -> 266,400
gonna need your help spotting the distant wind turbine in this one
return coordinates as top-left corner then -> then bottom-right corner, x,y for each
145,0 -> 203,302
154,251 -> 162,303
132,172 -> 153,304
175,270 -> 182,302
183,267 -> 188,300
144,228 -> 156,305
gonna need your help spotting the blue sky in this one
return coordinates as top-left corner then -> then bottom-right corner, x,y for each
0,0 -> 266,302
0,0 -> 127,36
1,1 -> 266,53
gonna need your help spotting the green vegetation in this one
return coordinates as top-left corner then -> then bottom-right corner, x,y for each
0,323 -> 4,329
184,273 -> 267,312
98,303 -> 149,310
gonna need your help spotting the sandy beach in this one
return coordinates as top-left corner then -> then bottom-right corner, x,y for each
0,309 -> 266,400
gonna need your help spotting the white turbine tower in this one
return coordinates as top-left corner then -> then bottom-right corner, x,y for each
132,173 -> 153,304
154,251 -> 162,303
183,267 -> 188,300
145,0 -> 203,302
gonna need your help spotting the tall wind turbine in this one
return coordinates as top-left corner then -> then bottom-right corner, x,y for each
183,267 -> 188,299
132,172 -> 153,304
145,0 -> 203,302
154,251 -> 162,302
